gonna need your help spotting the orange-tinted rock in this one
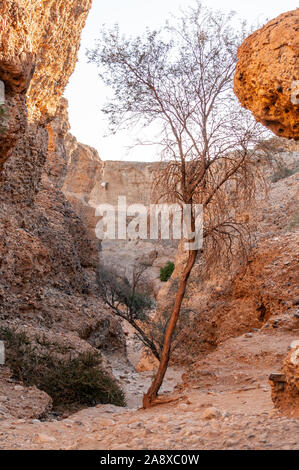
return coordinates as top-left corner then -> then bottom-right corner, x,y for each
0,0 -> 92,168
270,342 -> 299,417
0,1 -> 126,356
234,9 -> 299,140
0,0 -> 93,122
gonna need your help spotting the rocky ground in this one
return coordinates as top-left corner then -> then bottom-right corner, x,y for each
0,367 -> 52,421
0,323 -> 298,450
1,400 -> 298,450
234,9 -> 299,141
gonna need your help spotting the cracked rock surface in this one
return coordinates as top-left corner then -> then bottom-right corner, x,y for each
234,9 -> 299,140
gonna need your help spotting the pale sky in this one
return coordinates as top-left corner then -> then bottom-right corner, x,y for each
64,0 -> 298,162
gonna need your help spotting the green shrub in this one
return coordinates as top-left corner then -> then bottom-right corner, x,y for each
0,327 -> 126,409
160,261 -> 175,282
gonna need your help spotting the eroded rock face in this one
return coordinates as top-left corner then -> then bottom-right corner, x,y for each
270,342 -> 299,417
0,0 -> 92,168
63,156 -> 159,239
0,0 -> 93,122
0,1 -> 126,359
61,119 -> 104,241
151,147 -> 299,367
234,9 -> 299,140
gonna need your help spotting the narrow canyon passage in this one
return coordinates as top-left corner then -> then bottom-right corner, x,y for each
0,1 -> 298,453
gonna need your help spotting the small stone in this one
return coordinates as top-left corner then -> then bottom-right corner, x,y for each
202,407 -> 222,420
225,439 -> 239,447
35,433 -> 57,443
158,415 -> 168,423
14,385 -> 24,391
100,418 -> 115,426
177,403 -> 189,411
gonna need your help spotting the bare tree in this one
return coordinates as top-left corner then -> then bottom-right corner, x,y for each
96,264 -> 160,360
88,1 -> 273,408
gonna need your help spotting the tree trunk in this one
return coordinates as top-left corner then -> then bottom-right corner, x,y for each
142,247 -> 198,408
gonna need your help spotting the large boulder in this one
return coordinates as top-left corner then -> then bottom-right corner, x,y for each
234,9 -> 299,140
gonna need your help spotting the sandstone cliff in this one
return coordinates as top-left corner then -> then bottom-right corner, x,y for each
0,0 -> 94,168
93,160 -> 157,207
270,341 -> 299,417
234,9 -> 299,141
0,0 -> 298,423
0,1 -> 125,369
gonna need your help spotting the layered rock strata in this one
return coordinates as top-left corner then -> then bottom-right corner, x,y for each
0,1 -> 125,363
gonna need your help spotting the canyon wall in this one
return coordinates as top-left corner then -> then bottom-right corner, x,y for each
234,9 -> 299,141
91,160 -> 157,207
137,140 -> 299,370
234,10 -> 299,415
0,0 -> 94,168
270,341 -> 299,417
0,1 -> 125,358
0,0 -> 93,122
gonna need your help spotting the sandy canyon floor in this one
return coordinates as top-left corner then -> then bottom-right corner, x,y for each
0,327 -> 298,450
